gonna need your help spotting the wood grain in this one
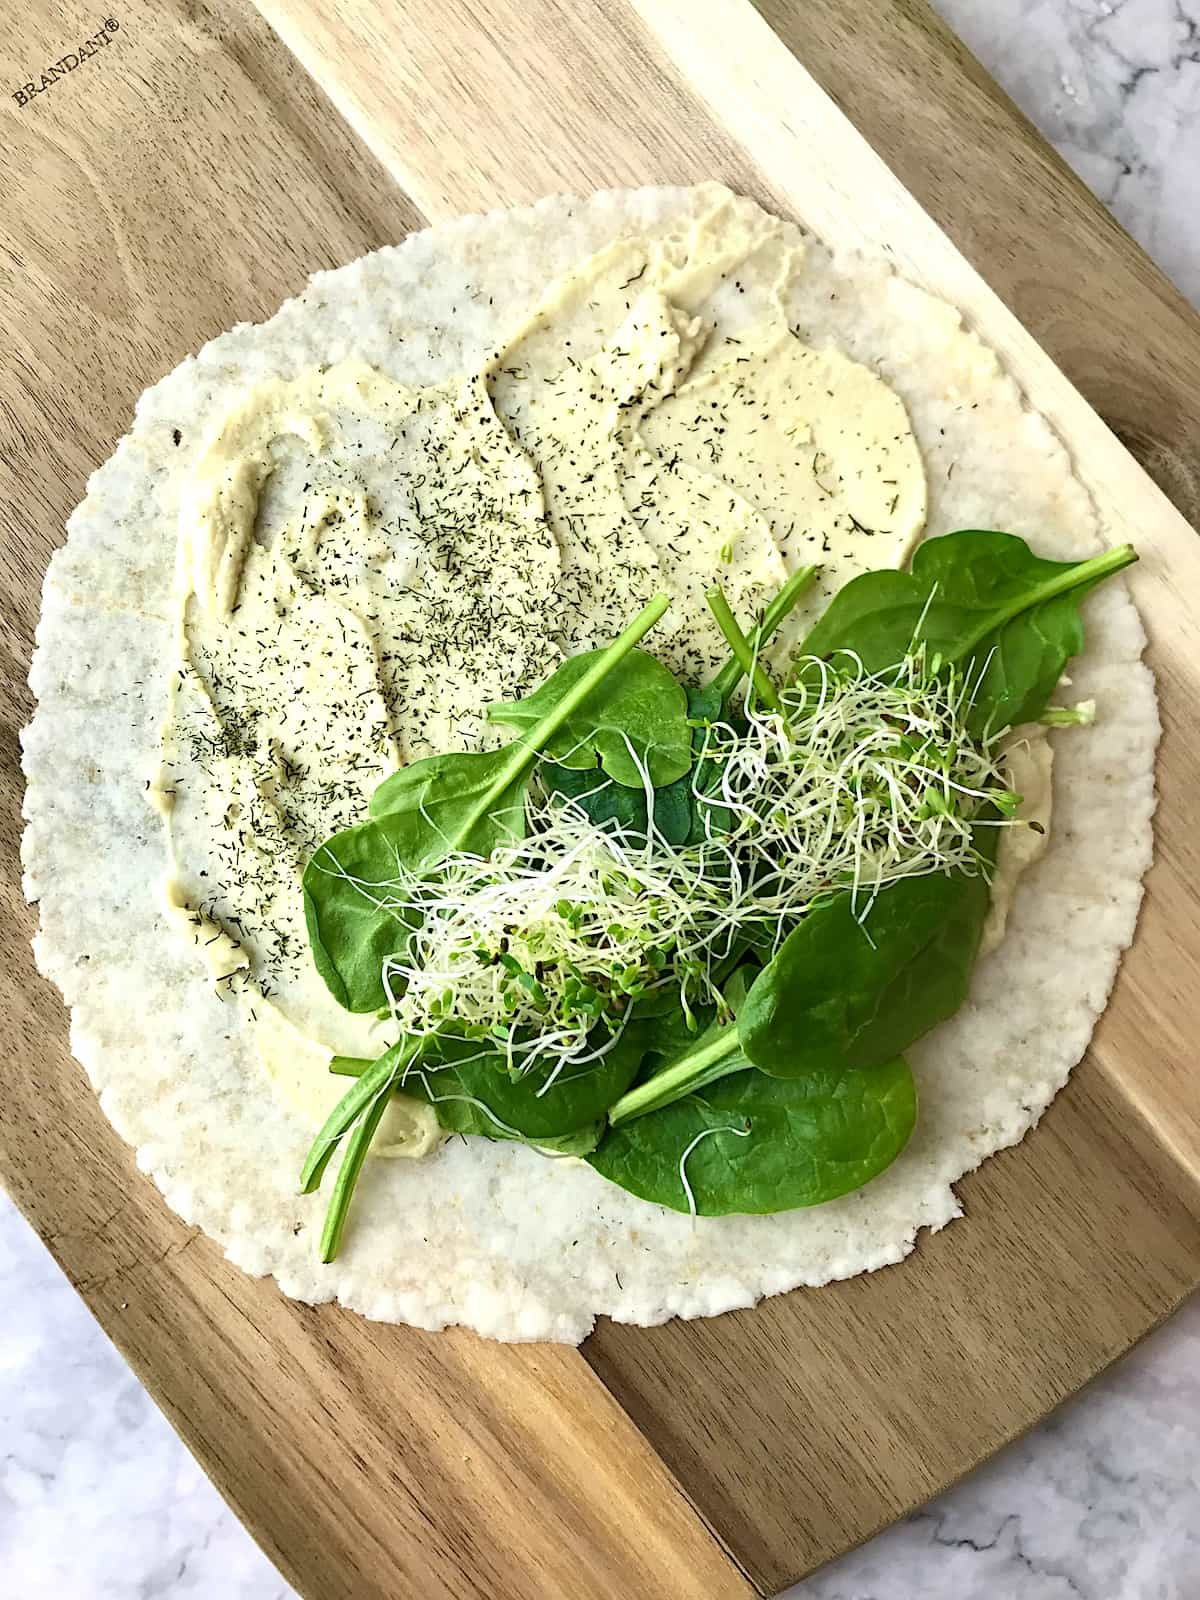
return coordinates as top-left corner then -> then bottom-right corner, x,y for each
0,6 -> 753,1599
3,0 -> 1200,1595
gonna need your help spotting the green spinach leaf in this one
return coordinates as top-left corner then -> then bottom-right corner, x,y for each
588,1053 -> 915,1215
740,836 -> 996,1077
686,682 -> 725,725
798,532 -> 1135,732
305,594 -> 671,1013
400,1027 -> 645,1141
368,745 -> 527,837
304,750 -> 531,1014
488,647 -> 691,788
302,817 -> 426,1013
535,1123 -> 607,1156
541,760 -> 693,845
539,682 -> 729,844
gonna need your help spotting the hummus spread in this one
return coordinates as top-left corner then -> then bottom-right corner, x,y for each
980,733 -> 1053,957
153,195 -> 1034,1155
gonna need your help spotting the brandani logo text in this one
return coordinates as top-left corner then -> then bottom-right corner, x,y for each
11,18 -> 120,105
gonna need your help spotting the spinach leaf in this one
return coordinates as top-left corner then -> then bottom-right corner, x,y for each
539,682 -> 727,844
625,991 -> 718,1048
588,1054 -> 915,1215
302,817 -> 426,1013
686,682 -> 725,725
368,745 -> 527,836
304,750 -> 532,1014
398,1029 -> 645,1140
607,829 -> 997,1126
798,532 -> 1135,732
528,1122 -> 607,1156
488,647 -> 691,788
440,1107 -> 604,1157
542,760 -> 693,845
684,756 -> 732,845
740,836 -> 996,1077
305,594 -> 672,1013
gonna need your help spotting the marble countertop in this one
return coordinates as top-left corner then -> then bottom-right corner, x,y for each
3,2 -> 1198,1596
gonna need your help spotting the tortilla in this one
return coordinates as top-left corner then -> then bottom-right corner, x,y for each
22,185 -> 1157,1343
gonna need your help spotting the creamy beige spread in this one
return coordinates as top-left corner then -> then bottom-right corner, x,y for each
981,732 -> 1053,957
153,194 -> 1039,1156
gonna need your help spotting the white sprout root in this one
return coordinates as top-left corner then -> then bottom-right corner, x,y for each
365,653 -> 1019,1083
679,1122 -> 753,1218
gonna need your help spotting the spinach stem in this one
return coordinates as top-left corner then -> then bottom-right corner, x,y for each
950,544 -> 1137,662
329,1056 -> 371,1078
608,1028 -> 744,1127
300,1039 -> 416,1193
705,588 -> 784,713
708,565 -> 817,703
464,592 -> 670,836
319,1078 -> 396,1262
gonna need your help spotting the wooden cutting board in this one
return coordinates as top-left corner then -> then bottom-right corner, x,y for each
3,2 -> 1200,1595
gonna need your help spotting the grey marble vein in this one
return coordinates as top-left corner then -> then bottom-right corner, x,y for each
941,0 -> 1200,307
3,2 -> 1198,1596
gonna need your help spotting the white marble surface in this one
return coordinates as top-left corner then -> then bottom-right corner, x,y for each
3,3 -> 1198,1596
945,0 -> 1200,310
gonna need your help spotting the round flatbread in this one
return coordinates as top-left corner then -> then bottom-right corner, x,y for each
22,185 -> 1156,1342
